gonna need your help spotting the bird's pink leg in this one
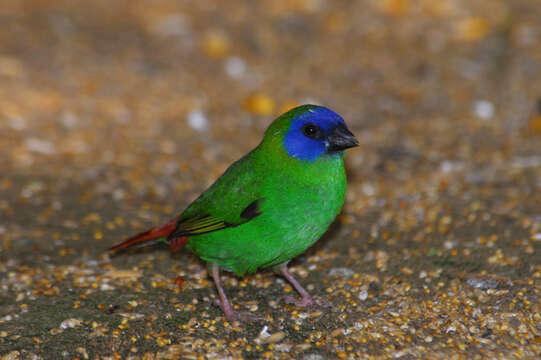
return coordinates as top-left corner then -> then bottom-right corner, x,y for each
210,263 -> 236,319
277,263 -> 330,308
210,263 -> 263,322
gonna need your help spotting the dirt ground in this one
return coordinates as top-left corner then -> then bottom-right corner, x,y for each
1,0 -> 540,359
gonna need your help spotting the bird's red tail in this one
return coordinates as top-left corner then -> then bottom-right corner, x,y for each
109,216 -> 188,253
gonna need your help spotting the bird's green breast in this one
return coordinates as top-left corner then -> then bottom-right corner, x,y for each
186,145 -> 347,276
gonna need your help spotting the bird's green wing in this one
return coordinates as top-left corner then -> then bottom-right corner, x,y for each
168,198 -> 263,238
167,152 -> 264,240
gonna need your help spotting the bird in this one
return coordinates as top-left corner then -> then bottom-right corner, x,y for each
109,104 -> 358,321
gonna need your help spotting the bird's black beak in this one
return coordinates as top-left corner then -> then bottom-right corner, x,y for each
326,123 -> 359,153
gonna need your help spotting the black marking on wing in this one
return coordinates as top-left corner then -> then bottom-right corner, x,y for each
240,199 -> 263,220
167,198 -> 265,240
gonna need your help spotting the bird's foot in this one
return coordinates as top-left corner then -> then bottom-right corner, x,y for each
227,311 -> 265,322
284,295 -> 332,309
212,298 -> 264,322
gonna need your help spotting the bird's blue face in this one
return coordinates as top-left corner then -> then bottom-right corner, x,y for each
283,106 -> 358,162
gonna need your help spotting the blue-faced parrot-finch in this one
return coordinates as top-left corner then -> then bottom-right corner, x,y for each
110,104 -> 358,321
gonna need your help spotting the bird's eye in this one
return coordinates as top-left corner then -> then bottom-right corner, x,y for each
302,123 -> 321,139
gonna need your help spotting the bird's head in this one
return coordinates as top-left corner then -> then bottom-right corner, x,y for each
264,105 -> 358,162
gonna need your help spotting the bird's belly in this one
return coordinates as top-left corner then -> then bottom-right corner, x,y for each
188,181 -> 345,276
262,194 -> 340,262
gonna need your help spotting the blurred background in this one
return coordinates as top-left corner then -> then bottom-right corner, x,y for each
2,0 -> 540,247
1,0 -> 541,358
2,0 -> 540,180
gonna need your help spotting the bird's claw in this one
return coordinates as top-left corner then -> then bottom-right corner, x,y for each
212,298 -> 265,322
227,311 -> 265,322
284,295 -> 315,308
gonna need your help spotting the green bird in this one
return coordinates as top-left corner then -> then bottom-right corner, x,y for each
110,104 -> 358,321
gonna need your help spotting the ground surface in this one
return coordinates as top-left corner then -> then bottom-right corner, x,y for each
1,0 -> 541,359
